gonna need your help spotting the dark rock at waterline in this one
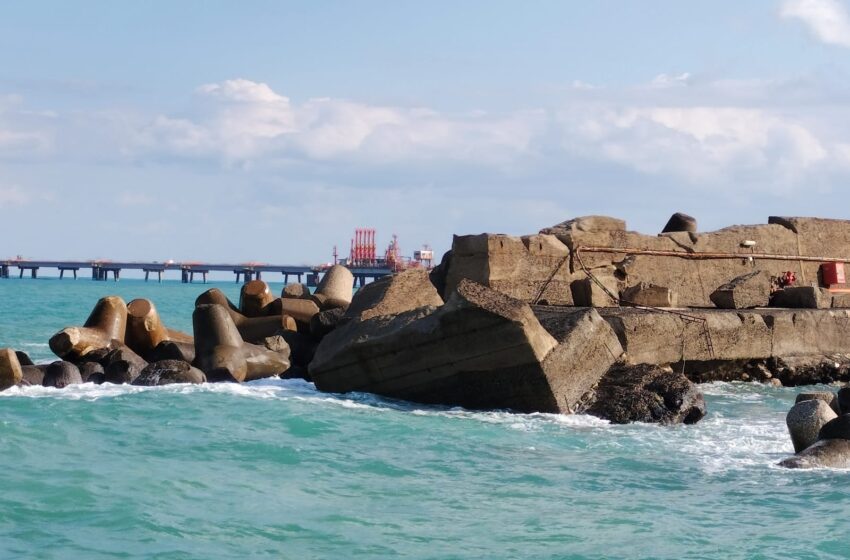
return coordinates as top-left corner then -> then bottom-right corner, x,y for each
281,364 -> 309,381
78,346 -> 112,367
103,346 -> 148,384
779,438 -> 850,469
585,364 -> 706,425
21,365 -> 47,386
132,360 -> 206,386
15,351 -> 34,367
43,361 -> 83,388
79,361 -> 104,383
818,414 -> 850,441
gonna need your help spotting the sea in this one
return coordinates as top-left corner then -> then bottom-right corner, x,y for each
0,277 -> 848,559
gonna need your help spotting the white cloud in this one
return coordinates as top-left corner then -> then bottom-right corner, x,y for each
134,79 -> 546,167
781,0 -> 850,47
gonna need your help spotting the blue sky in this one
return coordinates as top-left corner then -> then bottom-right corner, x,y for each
2,1 -> 850,264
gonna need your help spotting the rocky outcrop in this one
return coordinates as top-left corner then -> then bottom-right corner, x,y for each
583,364 -> 706,425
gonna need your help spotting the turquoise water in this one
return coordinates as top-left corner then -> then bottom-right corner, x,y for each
0,279 -> 848,559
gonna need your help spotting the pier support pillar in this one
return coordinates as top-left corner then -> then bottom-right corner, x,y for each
181,269 -> 189,284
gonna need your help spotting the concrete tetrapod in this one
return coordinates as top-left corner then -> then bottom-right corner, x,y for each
240,280 -> 276,318
315,265 -> 354,309
49,296 -> 128,360
126,299 -> 193,359
196,289 -> 291,343
192,304 -> 290,383
0,348 -> 23,390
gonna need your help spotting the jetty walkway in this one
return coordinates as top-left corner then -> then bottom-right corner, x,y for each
0,260 -> 392,286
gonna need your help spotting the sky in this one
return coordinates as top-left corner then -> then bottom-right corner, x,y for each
2,0 -> 850,265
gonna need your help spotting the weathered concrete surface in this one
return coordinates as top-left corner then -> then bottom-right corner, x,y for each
43,361 -> 84,388
315,265 -> 354,309
445,216 -> 850,308
662,212 -> 697,234
445,234 -> 572,305
779,438 -> 850,469
346,269 -> 444,321
312,280 -> 623,413
583,364 -> 706,425
710,271 -> 771,309
49,296 -> 128,360
597,307 -> 850,367
621,283 -> 678,308
796,391 -> 840,415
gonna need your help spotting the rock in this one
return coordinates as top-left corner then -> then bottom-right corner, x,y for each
446,233 -> 573,305
0,348 -> 23,390
15,351 -> 34,366
240,280 -> 275,318
281,364 -> 309,381
796,391 -> 840,415
770,286 -> 832,309
661,212 -> 697,234
49,296 -> 128,360
818,414 -> 850,441
79,361 -> 104,383
103,346 -> 148,384
148,340 -> 196,364
710,271 -> 771,310
345,269 -> 444,321
312,280 -> 622,413
786,399 -> 837,453
584,364 -> 706,424
779,438 -> 850,469
132,360 -> 206,386
282,283 -> 312,299
267,330 -> 314,369
570,275 -> 619,307
838,387 -> 850,414
832,294 -> 850,308
21,365 -> 46,386
315,265 -> 354,309
42,361 -> 83,388
310,308 -> 346,339
428,250 -> 452,298
621,283 -> 678,308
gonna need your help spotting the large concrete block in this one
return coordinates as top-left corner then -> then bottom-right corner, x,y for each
710,271 -> 771,309
312,280 -> 619,413
444,233 -> 573,305
770,286 -> 831,309
570,275 -> 619,307
621,283 -> 678,308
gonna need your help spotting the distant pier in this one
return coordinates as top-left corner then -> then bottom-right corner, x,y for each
0,260 -> 392,286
